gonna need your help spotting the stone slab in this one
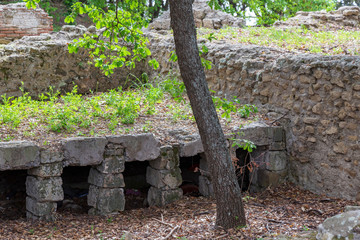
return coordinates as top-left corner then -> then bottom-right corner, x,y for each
107,134 -> 160,161
62,137 -> 107,166
0,141 -> 40,170
40,149 -> 64,164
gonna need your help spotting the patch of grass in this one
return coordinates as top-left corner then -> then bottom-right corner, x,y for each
199,26 -> 360,55
0,77 -> 257,137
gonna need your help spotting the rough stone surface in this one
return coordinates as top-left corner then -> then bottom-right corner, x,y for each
147,186 -> 183,207
107,134 -> 160,161
0,141 -> 40,170
26,176 -> 64,201
266,151 -> 287,171
274,6 -> 360,31
40,149 -> 64,164
0,3 -> 53,44
28,162 -> 63,177
88,168 -> 125,188
146,166 -> 182,189
148,0 -> 245,30
317,210 -> 360,240
149,145 -> 180,170
199,175 -> 214,197
87,185 -> 125,214
62,137 -> 107,166
0,25 -> 148,98
96,155 -> 125,174
26,196 -> 57,217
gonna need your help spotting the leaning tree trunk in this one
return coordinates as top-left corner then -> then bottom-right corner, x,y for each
169,0 -> 246,229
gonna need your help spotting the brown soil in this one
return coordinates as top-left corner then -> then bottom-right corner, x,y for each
0,183 -> 356,239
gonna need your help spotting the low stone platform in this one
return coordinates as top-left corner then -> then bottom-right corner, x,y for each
0,122 -> 287,220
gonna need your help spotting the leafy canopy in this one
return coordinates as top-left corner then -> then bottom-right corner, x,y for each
208,0 -> 336,25
24,0 -> 159,76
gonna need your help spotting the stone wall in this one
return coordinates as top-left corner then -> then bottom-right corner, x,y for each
144,32 -> 360,200
148,0 -> 245,31
0,127 -> 284,220
0,23 -> 359,201
0,25 -> 147,98
0,3 -> 53,44
274,6 -> 360,30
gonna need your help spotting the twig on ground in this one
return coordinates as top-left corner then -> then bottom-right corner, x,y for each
214,234 -> 228,239
268,219 -> 285,224
152,218 -> 173,228
163,225 -> 180,240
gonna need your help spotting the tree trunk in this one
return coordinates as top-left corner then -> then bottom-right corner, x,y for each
169,0 -> 246,229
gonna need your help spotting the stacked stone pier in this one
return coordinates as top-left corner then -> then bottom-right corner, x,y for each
0,126 -> 288,220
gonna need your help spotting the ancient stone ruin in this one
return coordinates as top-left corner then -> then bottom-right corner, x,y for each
0,2 -> 53,44
148,0 -> 245,30
0,125 -> 286,220
0,1 -> 359,223
274,6 -> 360,30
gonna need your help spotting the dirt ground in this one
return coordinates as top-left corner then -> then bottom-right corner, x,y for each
0,183 -> 356,239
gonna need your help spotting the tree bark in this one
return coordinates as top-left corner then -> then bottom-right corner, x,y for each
169,0 -> 246,229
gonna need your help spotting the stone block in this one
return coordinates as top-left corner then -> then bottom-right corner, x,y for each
147,186 -> 183,207
270,127 -> 285,142
104,146 -> 124,157
88,168 -> 125,188
40,149 -> 64,164
256,169 -> 287,188
179,138 -> 204,157
26,196 -> 57,217
266,151 -> 287,171
0,141 -> 40,170
199,176 -> 214,197
62,137 -> 107,166
146,167 -> 182,189
26,176 -> 64,201
107,134 -> 160,161
26,211 -> 55,221
149,145 -> 179,170
87,185 -> 125,214
28,162 -> 63,177
269,141 -> 286,151
96,155 -> 125,174
237,122 -> 271,146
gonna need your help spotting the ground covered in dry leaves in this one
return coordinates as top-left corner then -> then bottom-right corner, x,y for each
0,183 -> 356,239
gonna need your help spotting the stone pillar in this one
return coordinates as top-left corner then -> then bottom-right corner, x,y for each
146,145 -> 183,206
87,142 -> 125,215
198,153 -> 214,197
26,150 -> 64,221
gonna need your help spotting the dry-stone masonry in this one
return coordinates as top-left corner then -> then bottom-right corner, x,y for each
146,33 -> 360,201
274,6 -> 360,30
0,3 -> 53,44
0,4 -> 358,203
0,25 -> 147,98
148,0 -> 245,31
0,127 -> 285,220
